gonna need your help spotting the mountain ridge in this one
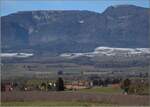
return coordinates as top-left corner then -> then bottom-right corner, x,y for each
2,4 -> 148,17
1,5 -> 150,54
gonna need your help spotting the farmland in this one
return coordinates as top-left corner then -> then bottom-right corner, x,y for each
1,90 -> 149,106
2,101 -> 113,106
78,87 -> 122,94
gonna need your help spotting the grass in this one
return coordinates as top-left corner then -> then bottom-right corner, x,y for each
78,86 -> 122,94
1,101 -> 114,106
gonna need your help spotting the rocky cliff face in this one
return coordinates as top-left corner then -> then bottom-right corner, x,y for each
1,5 -> 150,54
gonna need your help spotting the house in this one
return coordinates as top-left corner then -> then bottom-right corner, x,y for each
65,80 -> 91,90
111,83 -> 121,88
1,82 -> 13,92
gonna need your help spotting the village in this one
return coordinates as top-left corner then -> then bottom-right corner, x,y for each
1,77 -> 121,92
1,70 -> 149,96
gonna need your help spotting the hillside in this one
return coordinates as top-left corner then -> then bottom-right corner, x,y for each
1,5 -> 150,54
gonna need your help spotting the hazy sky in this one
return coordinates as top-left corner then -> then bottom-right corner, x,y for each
0,0 -> 149,16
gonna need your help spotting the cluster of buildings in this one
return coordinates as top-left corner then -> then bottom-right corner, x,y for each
1,77 -> 122,92
1,80 -> 92,92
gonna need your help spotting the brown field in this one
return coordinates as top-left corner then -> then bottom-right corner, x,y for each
1,91 -> 150,106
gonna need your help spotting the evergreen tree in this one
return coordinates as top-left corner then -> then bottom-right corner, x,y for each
56,77 -> 64,91
121,78 -> 131,94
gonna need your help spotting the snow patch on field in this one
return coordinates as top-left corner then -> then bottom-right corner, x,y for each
60,47 -> 150,58
0,53 -> 33,58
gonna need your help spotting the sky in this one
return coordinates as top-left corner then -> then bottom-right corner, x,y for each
0,0 -> 149,16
